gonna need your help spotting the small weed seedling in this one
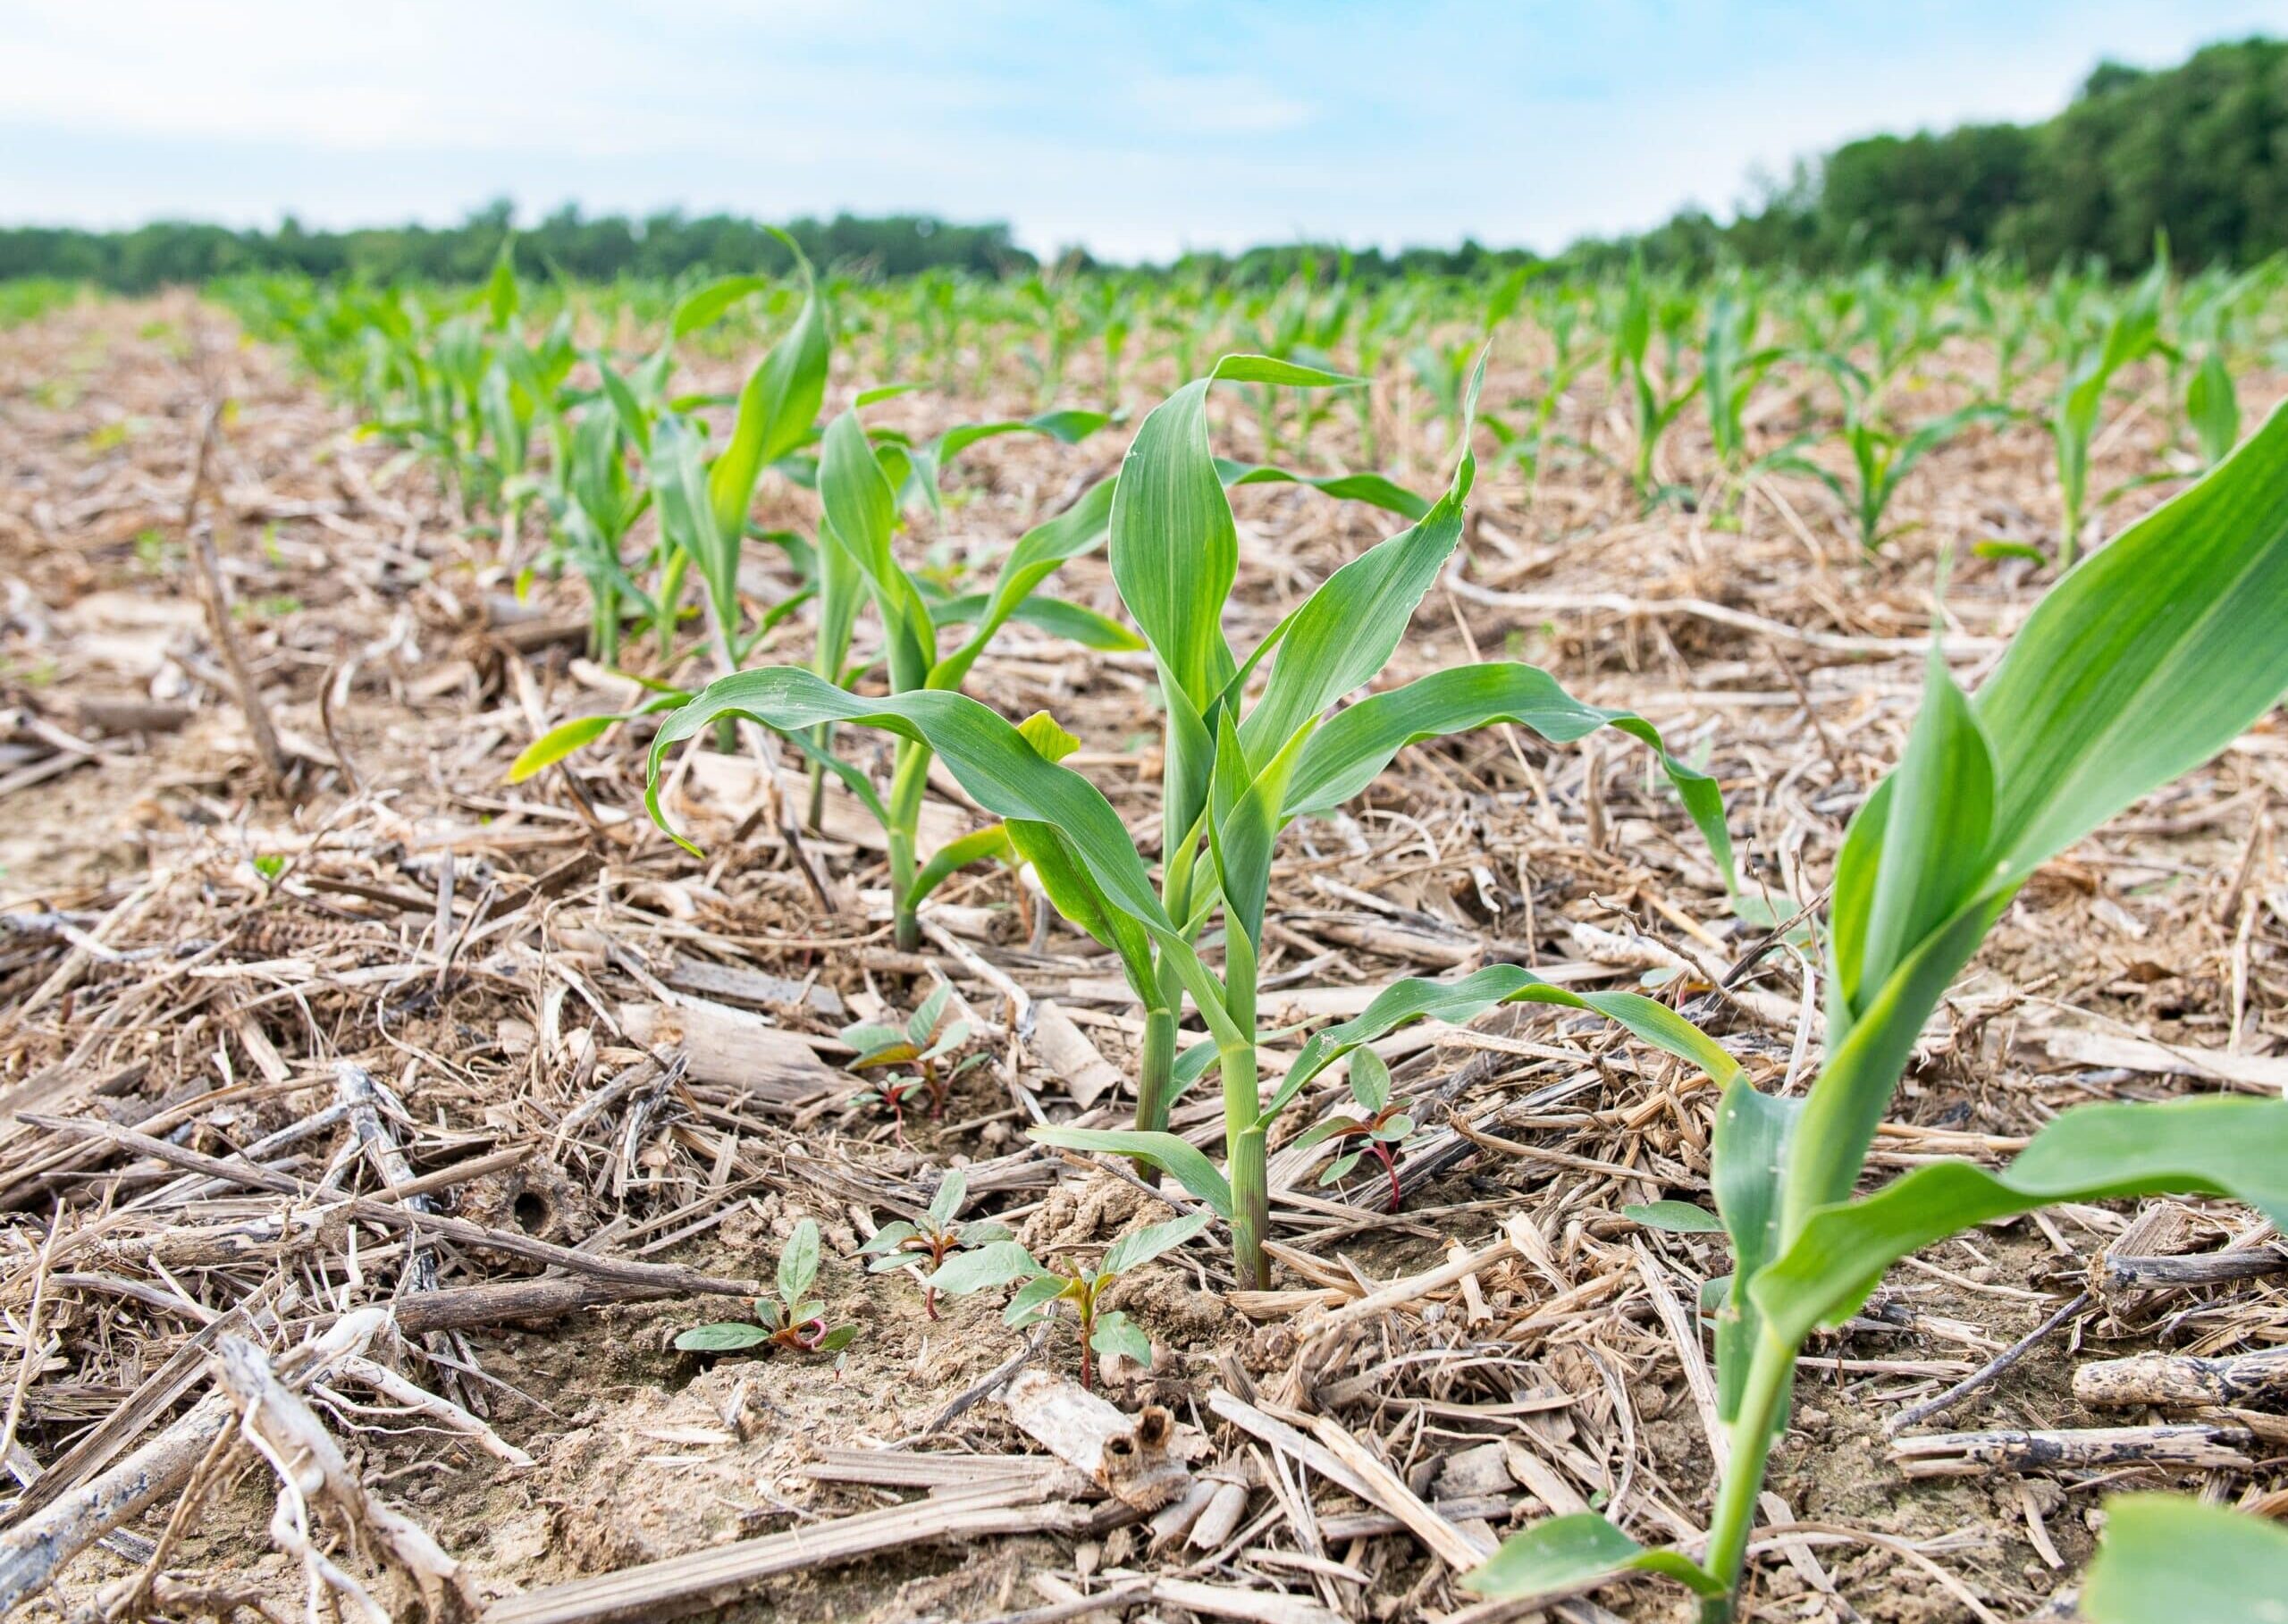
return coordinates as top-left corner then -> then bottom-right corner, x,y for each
1289,1048 -> 1415,1213
856,1171 -> 1012,1319
674,1218 -> 856,1357
839,982 -> 985,1135
928,1212 -> 1209,1391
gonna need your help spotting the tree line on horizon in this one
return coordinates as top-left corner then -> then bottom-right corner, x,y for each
4,36 -> 2283,290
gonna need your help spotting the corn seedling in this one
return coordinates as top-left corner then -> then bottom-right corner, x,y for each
2080,1494 -> 2288,1623
856,1171 -> 1013,1320
647,355 -> 1741,1289
1770,383 -> 2008,551
1613,261 -> 1701,507
1287,1048 -> 1415,1213
2048,251 -> 2166,567
674,1218 -> 857,1356
1467,400 -> 2288,1622
927,1212 -> 1209,1389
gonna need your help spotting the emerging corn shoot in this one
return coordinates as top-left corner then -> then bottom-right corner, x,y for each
1467,399 -> 2288,1622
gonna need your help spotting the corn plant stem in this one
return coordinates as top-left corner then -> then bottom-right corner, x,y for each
1133,1006 -> 1178,1136
1697,1330 -> 1796,1622
886,741 -> 934,953
1221,1047 -> 1270,1291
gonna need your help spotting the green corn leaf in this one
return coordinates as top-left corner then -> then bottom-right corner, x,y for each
819,408 -> 933,691
1977,396 -> 2288,884
1280,661 -> 1736,892
1239,365 -> 1477,759
1213,460 -> 1430,520
1030,1127 -> 1234,1217
906,824 -> 1015,909
1100,1210 -> 1214,1276
705,231 -> 828,549
1835,648 -> 1994,1024
1089,1309 -> 1154,1367
1788,396 -> 2288,1227
1005,596 -> 1145,652
778,1217 -> 821,1307
930,477 -> 1117,690
1710,1081 -> 1798,1420
927,1240 -> 1044,1296
1108,376 -> 1238,709
1623,1200 -> 1724,1233
1465,1513 -> 1723,1602
673,1321 -> 775,1352
669,273 -> 772,340
507,715 -> 616,781
1754,1098 -> 2288,1350
1265,963 -> 1741,1129
2186,350 -> 2241,467
2082,1494 -> 2288,1624
645,671 -> 1171,928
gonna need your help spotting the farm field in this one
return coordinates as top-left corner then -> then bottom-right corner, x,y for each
0,259 -> 2284,1624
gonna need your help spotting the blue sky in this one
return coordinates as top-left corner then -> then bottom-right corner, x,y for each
5,1 -> 2283,260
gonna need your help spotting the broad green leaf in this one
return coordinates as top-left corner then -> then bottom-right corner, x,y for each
1030,1127 -> 1233,1217
1350,1048 -> 1391,1114
1281,661 -> 1736,891
858,1219 -> 918,1257
1016,711 -> 1081,762
673,1321 -> 773,1352
814,1325 -> 859,1354
1100,1210 -> 1213,1277
1089,1309 -> 1153,1367
1266,964 -> 1742,1129
1623,1200 -> 1725,1233
1754,1098 -> 2288,1349
1465,1513 -> 1723,1601
927,1239 -> 1044,1295
778,1217 -> 821,1306
2082,1494 -> 2288,1624
1004,1270 -> 1072,1325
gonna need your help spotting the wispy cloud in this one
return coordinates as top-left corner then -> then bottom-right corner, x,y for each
2,0 -> 2280,257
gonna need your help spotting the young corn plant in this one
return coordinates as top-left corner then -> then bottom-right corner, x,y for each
647,355 -> 1742,1289
927,1212 -> 1210,1390
1466,400 -> 2288,1622
674,1218 -> 857,1356
1769,385 -> 2006,552
857,1171 -> 1013,1320
1613,263 -> 1701,508
2049,252 -> 2166,568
